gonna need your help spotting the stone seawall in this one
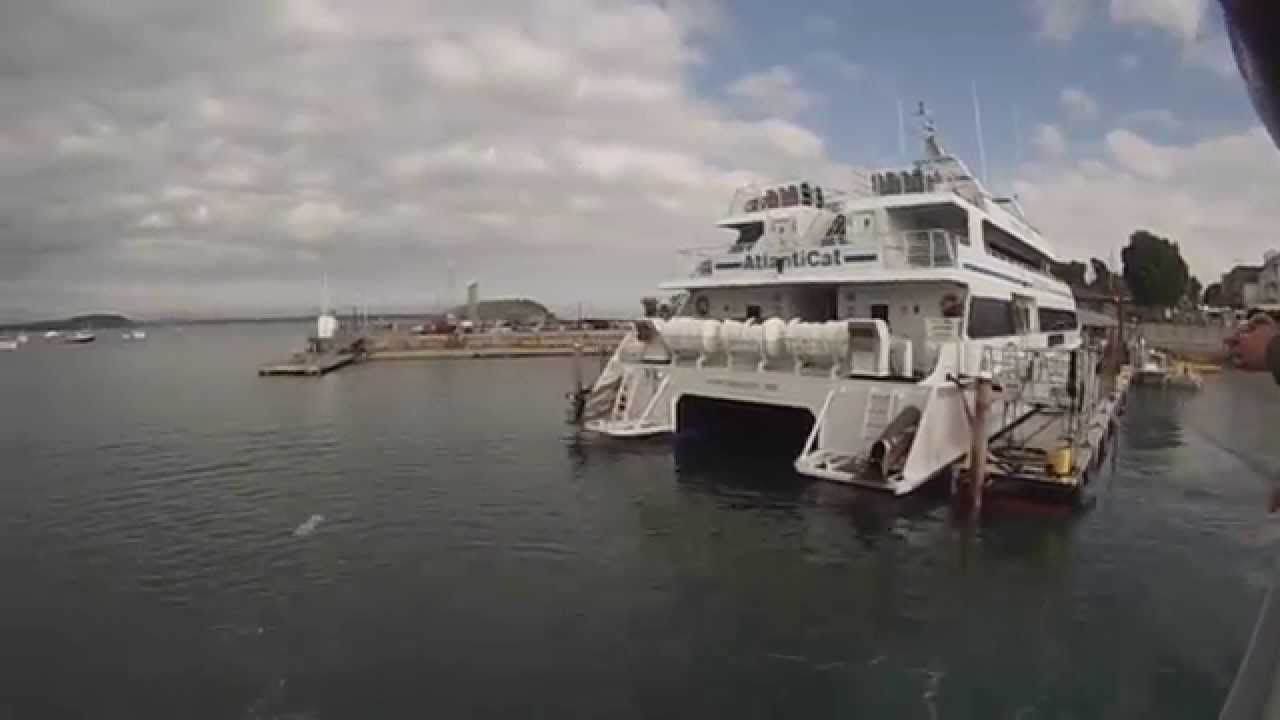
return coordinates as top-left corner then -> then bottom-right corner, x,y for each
1135,323 -> 1233,362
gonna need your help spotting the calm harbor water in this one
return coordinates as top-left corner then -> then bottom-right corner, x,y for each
3,322 -> 1280,719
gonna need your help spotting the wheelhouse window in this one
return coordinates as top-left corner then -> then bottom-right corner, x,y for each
729,222 -> 764,253
1038,307 -> 1078,331
967,298 -> 1015,338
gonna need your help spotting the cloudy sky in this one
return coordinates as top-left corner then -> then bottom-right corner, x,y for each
0,0 -> 1274,320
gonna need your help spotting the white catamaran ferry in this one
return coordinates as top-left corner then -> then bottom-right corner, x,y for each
577,114 -> 1087,495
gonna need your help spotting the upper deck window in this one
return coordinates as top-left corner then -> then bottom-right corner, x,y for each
738,183 -> 825,215
780,185 -> 799,207
983,220 -> 1049,272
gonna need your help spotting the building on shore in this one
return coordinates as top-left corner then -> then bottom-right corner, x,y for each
1221,264 -> 1263,309
1259,250 -> 1280,305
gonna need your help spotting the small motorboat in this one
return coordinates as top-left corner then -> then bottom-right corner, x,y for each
16,333 -> 29,344
0,337 -> 17,351
66,329 -> 96,344
1134,349 -> 1170,386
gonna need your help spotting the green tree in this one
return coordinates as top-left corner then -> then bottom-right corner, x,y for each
1203,282 -> 1224,307
1051,260 -> 1087,287
1121,230 -> 1189,307
1186,276 -> 1203,307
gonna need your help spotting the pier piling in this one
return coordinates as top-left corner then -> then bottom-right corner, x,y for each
968,373 -> 991,514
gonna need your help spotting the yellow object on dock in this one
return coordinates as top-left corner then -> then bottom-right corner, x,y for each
1050,445 -> 1073,477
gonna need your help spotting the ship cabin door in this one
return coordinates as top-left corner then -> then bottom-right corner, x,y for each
785,285 -> 840,322
1011,293 -> 1036,338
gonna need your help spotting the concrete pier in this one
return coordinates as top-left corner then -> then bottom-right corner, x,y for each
363,329 -> 626,360
259,329 -> 626,376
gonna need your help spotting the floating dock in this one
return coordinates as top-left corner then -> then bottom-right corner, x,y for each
957,362 -> 1133,504
258,350 -> 359,376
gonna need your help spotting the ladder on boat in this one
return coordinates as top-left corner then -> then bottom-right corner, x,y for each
794,386 -> 901,486
586,366 -> 674,437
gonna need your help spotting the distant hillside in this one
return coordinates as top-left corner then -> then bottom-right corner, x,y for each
1,313 -> 134,331
447,298 -> 554,324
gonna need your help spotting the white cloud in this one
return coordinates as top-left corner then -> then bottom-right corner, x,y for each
190,204 -> 211,225
0,0 -> 855,317
136,212 -> 174,230
1032,0 -> 1088,44
1015,126 -> 1280,281
1118,108 -> 1183,131
275,0 -> 345,36
1032,124 -> 1069,158
1105,128 -> 1176,179
285,200 -> 346,240
1109,0 -> 1206,44
1059,87 -> 1101,123
727,65 -> 819,117
1184,33 -> 1238,79
1120,53 -> 1140,70
810,51 -> 863,82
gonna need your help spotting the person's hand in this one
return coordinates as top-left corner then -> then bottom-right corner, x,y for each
1235,313 -> 1276,371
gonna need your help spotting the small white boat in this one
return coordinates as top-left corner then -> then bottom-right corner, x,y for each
16,333 -> 28,344
43,330 -> 61,339
1135,351 -> 1169,385
66,329 -> 96,344
0,337 -> 17,351
1134,348 -> 1201,389
131,329 -> 146,340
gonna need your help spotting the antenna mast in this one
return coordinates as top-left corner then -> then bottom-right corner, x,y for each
971,82 -> 989,186
896,97 -> 906,159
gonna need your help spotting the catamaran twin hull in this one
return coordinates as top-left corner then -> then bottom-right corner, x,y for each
581,317 -> 1077,496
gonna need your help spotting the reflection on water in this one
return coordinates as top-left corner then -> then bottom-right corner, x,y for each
1,324 -> 1279,719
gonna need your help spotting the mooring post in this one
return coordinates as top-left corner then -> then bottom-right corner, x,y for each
969,371 -> 992,513
567,342 -> 586,424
